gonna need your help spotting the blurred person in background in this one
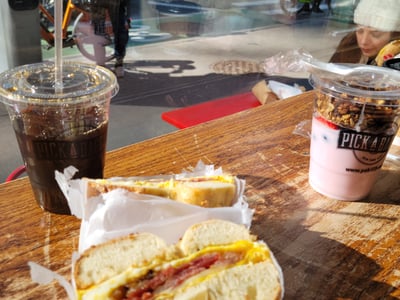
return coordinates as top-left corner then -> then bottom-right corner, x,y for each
91,0 -> 130,77
311,0 -> 323,13
297,0 -> 312,14
329,0 -> 400,66
311,0 -> 331,13
297,0 -> 330,14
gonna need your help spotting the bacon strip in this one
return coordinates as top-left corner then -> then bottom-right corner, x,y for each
121,251 -> 243,300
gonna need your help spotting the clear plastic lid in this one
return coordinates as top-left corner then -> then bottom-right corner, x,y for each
309,64 -> 400,103
310,65 -> 400,133
0,62 -> 119,105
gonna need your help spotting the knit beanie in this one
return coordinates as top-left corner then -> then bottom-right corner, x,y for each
354,0 -> 400,32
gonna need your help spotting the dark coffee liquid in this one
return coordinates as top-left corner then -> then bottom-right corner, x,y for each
14,122 -> 108,215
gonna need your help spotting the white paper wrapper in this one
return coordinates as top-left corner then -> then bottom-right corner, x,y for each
55,161 -> 254,253
268,80 -> 303,99
28,162 -> 262,299
28,237 -> 285,300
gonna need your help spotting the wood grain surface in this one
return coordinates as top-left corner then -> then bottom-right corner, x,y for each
1,91 -> 400,299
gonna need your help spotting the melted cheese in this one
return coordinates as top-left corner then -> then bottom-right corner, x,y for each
78,240 -> 271,300
94,175 -> 234,190
155,241 -> 271,298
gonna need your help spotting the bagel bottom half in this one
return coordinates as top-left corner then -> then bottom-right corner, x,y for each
74,220 -> 283,300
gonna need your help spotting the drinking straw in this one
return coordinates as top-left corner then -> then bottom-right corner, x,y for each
54,0 -> 63,92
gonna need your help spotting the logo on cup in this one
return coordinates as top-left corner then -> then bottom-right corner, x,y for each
33,137 -> 105,160
338,130 -> 393,165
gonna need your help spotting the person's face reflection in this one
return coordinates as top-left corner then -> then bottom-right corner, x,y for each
356,26 -> 392,58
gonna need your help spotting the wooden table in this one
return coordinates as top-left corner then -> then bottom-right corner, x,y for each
1,91 -> 400,299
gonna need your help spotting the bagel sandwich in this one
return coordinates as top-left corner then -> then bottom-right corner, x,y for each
84,175 -> 237,207
74,219 -> 283,300
375,39 -> 400,66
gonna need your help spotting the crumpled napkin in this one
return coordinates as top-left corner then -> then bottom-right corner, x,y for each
268,80 -> 303,99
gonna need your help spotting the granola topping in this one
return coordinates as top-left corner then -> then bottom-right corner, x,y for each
310,73 -> 400,134
315,90 -> 400,134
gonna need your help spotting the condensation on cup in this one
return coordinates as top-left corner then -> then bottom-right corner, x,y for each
308,69 -> 400,201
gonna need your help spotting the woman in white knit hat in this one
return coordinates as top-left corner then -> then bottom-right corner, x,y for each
329,0 -> 400,66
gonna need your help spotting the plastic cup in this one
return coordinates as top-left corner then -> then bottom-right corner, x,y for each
0,62 -> 118,214
308,68 -> 400,201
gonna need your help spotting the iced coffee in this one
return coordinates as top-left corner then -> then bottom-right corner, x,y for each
0,62 -> 118,214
